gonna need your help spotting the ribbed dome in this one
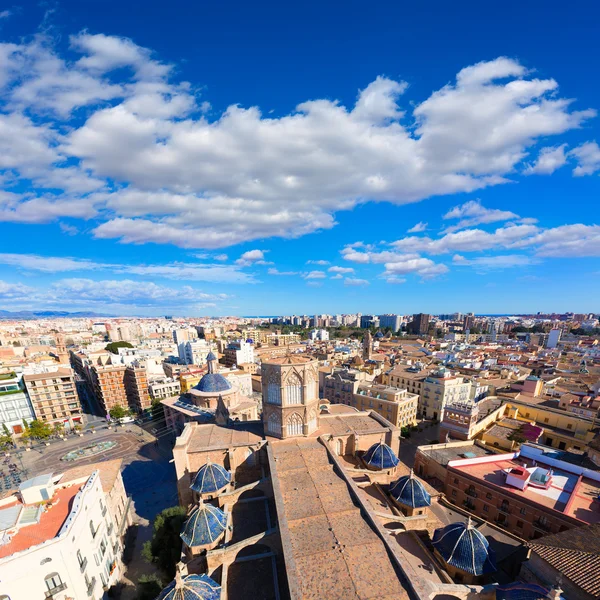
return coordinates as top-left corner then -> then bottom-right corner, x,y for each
194,373 -> 232,393
389,470 -> 431,508
180,503 -> 227,547
157,573 -> 221,600
190,462 -> 231,494
363,442 -> 399,470
206,351 -> 217,362
432,519 -> 497,576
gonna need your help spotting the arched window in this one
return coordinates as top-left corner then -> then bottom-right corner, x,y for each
44,573 -> 64,594
287,413 -> 304,437
285,373 -> 303,405
267,383 -> 281,405
267,412 -> 280,435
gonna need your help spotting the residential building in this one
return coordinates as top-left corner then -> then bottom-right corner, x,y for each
89,364 -> 129,413
124,364 -> 151,412
0,373 -> 35,436
322,368 -> 371,404
546,329 -> 561,349
149,377 -> 181,400
352,382 -> 418,428
309,329 -> 329,342
0,461 -> 131,600
420,366 -> 471,420
223,339 -> 255,367
379,314 -> 402,332
360,314 -> 379,328
23,368 -> 83,429
411,313 -> 430,335
443,443 -> 600,541
381,363 -> 430,398
178,339 -> 213,366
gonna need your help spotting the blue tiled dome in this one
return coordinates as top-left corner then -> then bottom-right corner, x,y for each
432,519 -> 497,576
389,470 -> 431,508
157,573 -> 221,600
245,338 -> 254,344
363,442 -> 399,470
496,583 -> 551,600
180,503 -> 227,547
190,462 -> 231,494
195,373 -> 232,393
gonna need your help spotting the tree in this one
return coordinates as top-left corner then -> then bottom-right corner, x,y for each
142,506 -> 187,579
22,419 -> 52,440
136,574 -> 163,600
151,398 -> 165,422
105,341 -> 134,354
0,434 -> 13,450
109,405 -> 130,420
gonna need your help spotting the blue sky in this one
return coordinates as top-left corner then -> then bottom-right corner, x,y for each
0,0 -> 599,316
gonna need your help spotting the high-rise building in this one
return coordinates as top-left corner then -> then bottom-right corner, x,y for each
23,368 -> 83,429
379,314 -> 402,332
0,374 -> 35,435
411,313 -> 430,335
124,364 -> 151,412
360,315 -> 379,329
546,328 -> 561,349
463,315 -> 475,331
261,355 -> 320,439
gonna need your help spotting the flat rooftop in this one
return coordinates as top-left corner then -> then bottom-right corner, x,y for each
186,422 -> 263,453
451,456 -> 600,524
315,411 -> 392,437
271,438 -> 408,599
419,443 -> 496,466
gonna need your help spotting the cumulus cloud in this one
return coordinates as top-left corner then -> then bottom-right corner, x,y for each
306,259 -> 330,265
268,268 -> 298,276
407,221 -> 427,233
0,32 -> 595,249
330,274 -> 343,280
235,249 -> 272,266
303,270 -> 327,279
442,200 -> 518,232
0,280 -> 35,300
525,144 -> 568,175
383,257 -> 449,280
344,277 -> 369,286
452,254 -> 538,269
571,142 -> 600,176
328,266 -> 354,274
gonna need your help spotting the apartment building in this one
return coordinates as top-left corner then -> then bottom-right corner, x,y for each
444,443 -> 600,541
23,368 -> 82,429
381,363 -> 431,398
149,377 -> 181,400
0,461 -> 131,600
421,367 -> 471,421
223,339 -> 255,368
124,365 -> 151,412
352,382 -> 419,428
0,374 -> 35,435
322,368 -> 371,404
89,364 -> 129,413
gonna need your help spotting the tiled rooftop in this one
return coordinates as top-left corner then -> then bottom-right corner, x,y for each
0,484 -> 81,558
187,423 -> 263,452
271,438 -> 407,599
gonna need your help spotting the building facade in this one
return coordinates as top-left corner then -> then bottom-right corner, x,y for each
0,374 -> 35,435
352,382 -> 418,428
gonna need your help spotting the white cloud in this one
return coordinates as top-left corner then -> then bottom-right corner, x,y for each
383,257 -> 449,280
571,142 -> 600,176
303,270 -> 327,279
306,259 -> 330,265
0,252 -> 256,283
442,199 -> 518,232
330,274 -> 343,280
452,254 -> 538,269
344,277 -> 369,286
214,254 -> 228,261
235,249 -> 268,266
268,268 -> 298,276
0,280 -> 35,300
385,276 -> 406,284
59,223 -> 79,235
525,144 -> 568,175
328,266 -> 354,274
0,10 -> 12,19
407,221 -> 427,233
0,33 -> 593,248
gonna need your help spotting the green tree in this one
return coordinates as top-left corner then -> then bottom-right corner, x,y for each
109,405 -> 130,420
142,506 -> 187,579
151,398 -> 165,422
136,574 -> 163,600
105,341 -> 134,354
2,423 -> 10,435
23,419 -> 52,440
0,434 -> 13,450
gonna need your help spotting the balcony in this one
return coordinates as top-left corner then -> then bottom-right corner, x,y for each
86,577 -> 97,597
498,503 -> 511,514
463,499 -> 476,511
465,488 -> 478,498
107,522 -> 114,536
79,557 -> 88,573
101,505 -> 107,517
533,519 -> 552,532
45,583 -> 67,598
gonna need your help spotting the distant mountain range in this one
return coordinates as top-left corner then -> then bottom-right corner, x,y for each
0,310 -> 110,319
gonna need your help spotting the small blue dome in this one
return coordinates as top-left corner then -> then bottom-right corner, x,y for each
206,351 -> 217,362
389,471 -> 431,508
191,462 -> 231,494
363,442 -> 399,470
432,520 -> 497,576
195,373 -> 232,393
157,573 -> 221,600
246,338 -> 254,344
180,503 -> 227,547
375,331 -> 384,338
496,583 -> 551,600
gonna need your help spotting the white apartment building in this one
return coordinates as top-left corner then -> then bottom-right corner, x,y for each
223,339 -> 255,367
149,377 -> 182,400
420,367 -> 471,421
309,329 -> 329,342
178,340 -> 212,366
0,374 -> 35,436
0,463 -> 130,600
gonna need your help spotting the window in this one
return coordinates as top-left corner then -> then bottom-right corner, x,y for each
285,374 -> 303,405
520,508 -> 526,515
287,413 -> 304,437
44,573 -> 64,593
267,383 -> 281,405
90,520 -> 97,538
100,538 -> 107,557
516,520 -> 524,528
483,504 -> 489,512
77,550 -> 84,567
453,478 -> 459,484
451,490 -> 457,497
486,493 -> 493,500
267,412 -> 281,435
567,424 -> 572,430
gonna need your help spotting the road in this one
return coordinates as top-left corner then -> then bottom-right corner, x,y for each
399,420 -> 440,468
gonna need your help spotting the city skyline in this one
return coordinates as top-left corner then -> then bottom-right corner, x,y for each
1,1 -> 599,316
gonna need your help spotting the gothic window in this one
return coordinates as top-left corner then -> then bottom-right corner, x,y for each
267,412 -> 281,435
286,373 -> 303,405
267,383 -> 281,405
287,413 -> 304,436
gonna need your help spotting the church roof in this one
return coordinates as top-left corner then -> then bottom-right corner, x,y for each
206,351 -> 217,362
495,583 -> 551,600
180,502 -> 227,547
190,462 -> 231,494
363,442 -> 399,470
432,519 -> 497,576
389,470 -> 431,508
157,573 -> 221,600
194,373 -> 232,393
